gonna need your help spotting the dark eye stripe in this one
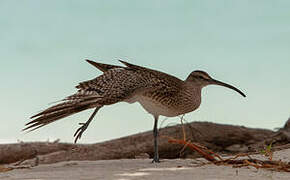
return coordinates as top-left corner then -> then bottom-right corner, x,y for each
198,75 -> 209,80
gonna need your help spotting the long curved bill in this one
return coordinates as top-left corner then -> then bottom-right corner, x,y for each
211,79 -> 246,97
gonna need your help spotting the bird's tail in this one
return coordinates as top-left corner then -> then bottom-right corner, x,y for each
24,95 -> 102,131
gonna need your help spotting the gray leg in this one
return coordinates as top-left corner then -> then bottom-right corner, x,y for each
152,116 -> 160,163
73,107 -> 99,143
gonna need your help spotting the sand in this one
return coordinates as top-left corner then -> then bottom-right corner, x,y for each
1,148 -> 290,180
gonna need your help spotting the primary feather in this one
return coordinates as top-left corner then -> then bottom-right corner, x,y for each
26,60 -> 183,133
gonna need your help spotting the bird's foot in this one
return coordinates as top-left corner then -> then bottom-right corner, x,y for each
152,159 -> 160,163
73,107 -> 99,143
151,155 -> 160,163
73,122 -> 89,143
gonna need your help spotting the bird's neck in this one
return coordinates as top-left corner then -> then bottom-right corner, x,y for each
182,82 -> 203,107
184,82 -> 203,95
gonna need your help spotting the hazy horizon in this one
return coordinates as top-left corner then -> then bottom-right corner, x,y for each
0,0 -> 289,144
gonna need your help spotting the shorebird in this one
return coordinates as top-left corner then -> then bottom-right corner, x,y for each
25,60 -> 246,163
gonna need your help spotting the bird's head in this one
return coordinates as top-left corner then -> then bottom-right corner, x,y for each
186,70 -> 246,97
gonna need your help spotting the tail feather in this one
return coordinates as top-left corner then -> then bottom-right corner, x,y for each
25,98 -> 101,132
30,102 -> 78,119
25,107 -> 83,131
28,106 -> 80,126
31,94 -> 102,119
64,92 -> 102,101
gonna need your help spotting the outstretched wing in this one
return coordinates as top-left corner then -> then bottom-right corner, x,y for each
75,60 -> 184,104
86,59 -> 123,72
26,60 -> 183,132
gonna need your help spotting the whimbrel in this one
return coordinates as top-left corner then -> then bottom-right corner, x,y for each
25,60 -> 246,163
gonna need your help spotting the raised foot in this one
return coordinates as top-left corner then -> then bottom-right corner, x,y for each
73,122 -> 89,143
72,107 -> 99,143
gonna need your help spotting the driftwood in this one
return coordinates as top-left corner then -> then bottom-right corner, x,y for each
1,120 -> 289,165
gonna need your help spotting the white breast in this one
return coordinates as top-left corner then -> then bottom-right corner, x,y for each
126,95 -> 179,117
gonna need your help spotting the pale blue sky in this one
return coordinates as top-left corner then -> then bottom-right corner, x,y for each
0,1 -> 289,143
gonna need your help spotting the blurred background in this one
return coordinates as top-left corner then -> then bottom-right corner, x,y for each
0,0 -> 289,144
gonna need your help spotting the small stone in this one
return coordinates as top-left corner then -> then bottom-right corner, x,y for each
225,144 -> 248,152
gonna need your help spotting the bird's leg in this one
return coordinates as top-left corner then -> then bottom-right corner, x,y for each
152,116 -> 160,163
74,107 -> 99,143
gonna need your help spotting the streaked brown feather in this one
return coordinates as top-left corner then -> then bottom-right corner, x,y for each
27,60 -> 185,133
86,59 -> 123,72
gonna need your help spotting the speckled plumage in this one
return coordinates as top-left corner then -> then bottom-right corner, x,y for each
26,60 -> 246,163
27,60 -> 200,128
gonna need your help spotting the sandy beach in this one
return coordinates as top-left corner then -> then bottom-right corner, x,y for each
1,148 -> 289,180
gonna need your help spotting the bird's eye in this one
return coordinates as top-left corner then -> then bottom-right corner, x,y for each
198,75 -> 209,81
